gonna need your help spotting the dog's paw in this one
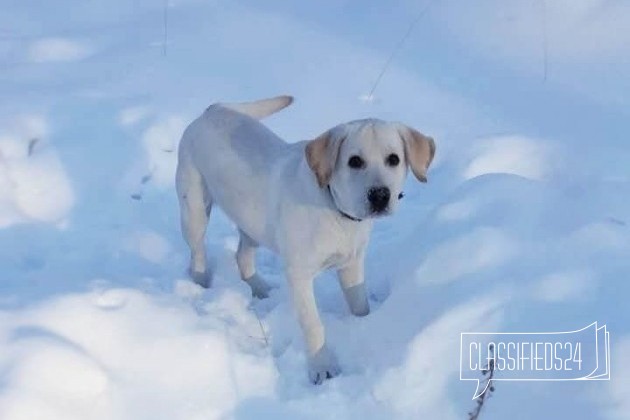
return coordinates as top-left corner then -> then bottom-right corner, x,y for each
308,345 -> 341,385
350,304 -> 370,317
245,273 -> 272,299
189,269 -> 212,288
343,284 -> 370,317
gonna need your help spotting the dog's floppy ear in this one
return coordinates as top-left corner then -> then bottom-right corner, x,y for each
398,125 -> 436,183
305,129 -> 344,187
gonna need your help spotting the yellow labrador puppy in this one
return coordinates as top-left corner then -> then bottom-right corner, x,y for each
176,95 -> 435,383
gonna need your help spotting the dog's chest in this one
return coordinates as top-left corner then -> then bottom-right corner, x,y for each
317,221 -> 371,269
321,250 -> 349,270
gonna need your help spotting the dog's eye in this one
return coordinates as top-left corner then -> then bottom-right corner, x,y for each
386,153 -> 400,167
348,155 -> 365,169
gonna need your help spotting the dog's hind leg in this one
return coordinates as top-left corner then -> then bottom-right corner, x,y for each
236,230 -> 271,299
176,155 -> 213,288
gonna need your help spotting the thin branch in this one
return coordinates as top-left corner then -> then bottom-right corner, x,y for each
541,0 -> 548,82
365,0 -> 439,100
27,138 -> 39,156
252,307 -> 269,347
468,344 -> 497,420
163,0 -> 169,56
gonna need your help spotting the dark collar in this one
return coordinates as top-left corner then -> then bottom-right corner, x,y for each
327,186 -> 362,222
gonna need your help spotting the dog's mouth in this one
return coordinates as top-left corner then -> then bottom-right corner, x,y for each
368,207 -> 391,218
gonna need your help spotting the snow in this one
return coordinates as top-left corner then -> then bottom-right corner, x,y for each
26,38 -> 92,63
140,117 -> 185,188
0,288 -> 277,420
463,136 -> 555,181
605,338 -> 630,419
118,106 -> 152,128
0,115 -> 74,227
1,0 -> 629,419
531,269 -> 597,303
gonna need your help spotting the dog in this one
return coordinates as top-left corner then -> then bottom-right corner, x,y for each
176,95 -> 435,383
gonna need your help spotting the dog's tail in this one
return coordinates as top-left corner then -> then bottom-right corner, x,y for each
219,95 -> 294,119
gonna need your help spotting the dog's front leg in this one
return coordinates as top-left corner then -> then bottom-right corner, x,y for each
337,252 -> 370,317
287,267 -> 340,384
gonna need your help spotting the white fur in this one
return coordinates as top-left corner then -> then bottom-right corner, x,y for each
176,95 -> 430,383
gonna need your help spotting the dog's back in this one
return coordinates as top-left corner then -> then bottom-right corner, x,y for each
177,96 -> 294,249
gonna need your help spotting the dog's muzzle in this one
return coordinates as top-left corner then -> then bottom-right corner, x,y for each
368,186 -> 390,213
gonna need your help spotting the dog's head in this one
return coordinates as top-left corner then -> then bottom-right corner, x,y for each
306,119 -> 435,220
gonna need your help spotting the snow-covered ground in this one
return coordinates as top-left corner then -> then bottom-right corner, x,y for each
1,1 -> 629,419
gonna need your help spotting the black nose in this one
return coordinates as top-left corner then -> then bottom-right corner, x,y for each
368,187 -> 390,212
